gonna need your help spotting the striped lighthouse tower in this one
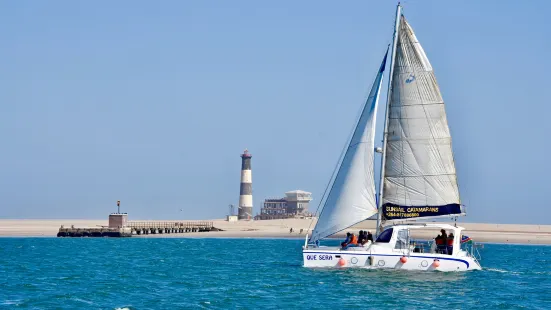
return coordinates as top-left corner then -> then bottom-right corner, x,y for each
238,149 -> 253,220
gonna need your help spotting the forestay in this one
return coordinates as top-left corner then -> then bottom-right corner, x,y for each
382,16 -> 463,220
310,52 -> 387,243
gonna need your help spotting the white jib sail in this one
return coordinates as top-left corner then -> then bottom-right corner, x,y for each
311,53 -> 387,243
382,16 -> 460,208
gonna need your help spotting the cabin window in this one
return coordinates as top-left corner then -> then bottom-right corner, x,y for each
394,229 -> 408,250
375,228 -> 393,243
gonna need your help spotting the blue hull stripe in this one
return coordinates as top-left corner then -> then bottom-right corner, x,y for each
303,251 -> 470,268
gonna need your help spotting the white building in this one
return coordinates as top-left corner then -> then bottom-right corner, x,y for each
256,190 -> 313,220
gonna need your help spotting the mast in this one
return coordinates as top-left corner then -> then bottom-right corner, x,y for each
376,2 -> 401,237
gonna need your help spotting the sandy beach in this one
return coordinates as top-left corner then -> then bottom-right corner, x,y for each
1,218 -> 550,245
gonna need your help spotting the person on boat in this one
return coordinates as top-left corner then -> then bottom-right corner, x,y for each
435,229 -> 448,254
343,232 -> 351,244
447,233 -> 454,255
351,233 -> 358,245
440,229 -> 448,240
367,231 -> 373,242
435,229 -> 447,241
342,233 -> 358,249
348,233 -> 358,247
357,230 -> 366,244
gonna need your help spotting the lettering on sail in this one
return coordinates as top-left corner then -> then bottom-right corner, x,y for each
382,203 -> 462,220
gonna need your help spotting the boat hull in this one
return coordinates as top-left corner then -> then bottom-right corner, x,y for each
303,248 -> 481,272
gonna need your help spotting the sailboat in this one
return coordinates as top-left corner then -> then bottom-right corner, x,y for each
303,3 -> 481,271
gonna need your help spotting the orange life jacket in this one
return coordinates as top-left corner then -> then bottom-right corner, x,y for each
349,235 -> 358,245
447,238 -> 454,246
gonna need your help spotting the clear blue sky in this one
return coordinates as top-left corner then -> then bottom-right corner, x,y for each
1,0 -> 550,223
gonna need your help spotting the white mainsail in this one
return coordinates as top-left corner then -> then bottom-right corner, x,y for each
310,52 -> 387,243
381,16 -> 462,220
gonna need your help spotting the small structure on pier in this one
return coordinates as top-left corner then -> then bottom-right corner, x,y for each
58,200 -> 132,237
109,213 -> 128,228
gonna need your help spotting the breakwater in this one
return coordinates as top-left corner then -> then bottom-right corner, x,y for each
57,225 -> 132,237
56,221 -> 220,237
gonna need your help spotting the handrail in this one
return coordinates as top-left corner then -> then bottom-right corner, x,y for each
126,221 -> 213,229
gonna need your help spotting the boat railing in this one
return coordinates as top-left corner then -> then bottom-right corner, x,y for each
409,240 -> 457,255
127,221 -> 214,229
462,242 -> 483,262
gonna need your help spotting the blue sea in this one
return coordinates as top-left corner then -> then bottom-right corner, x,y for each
1,238 -> 550,309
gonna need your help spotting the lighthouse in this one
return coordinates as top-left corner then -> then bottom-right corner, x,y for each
238,149 -> 253,220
